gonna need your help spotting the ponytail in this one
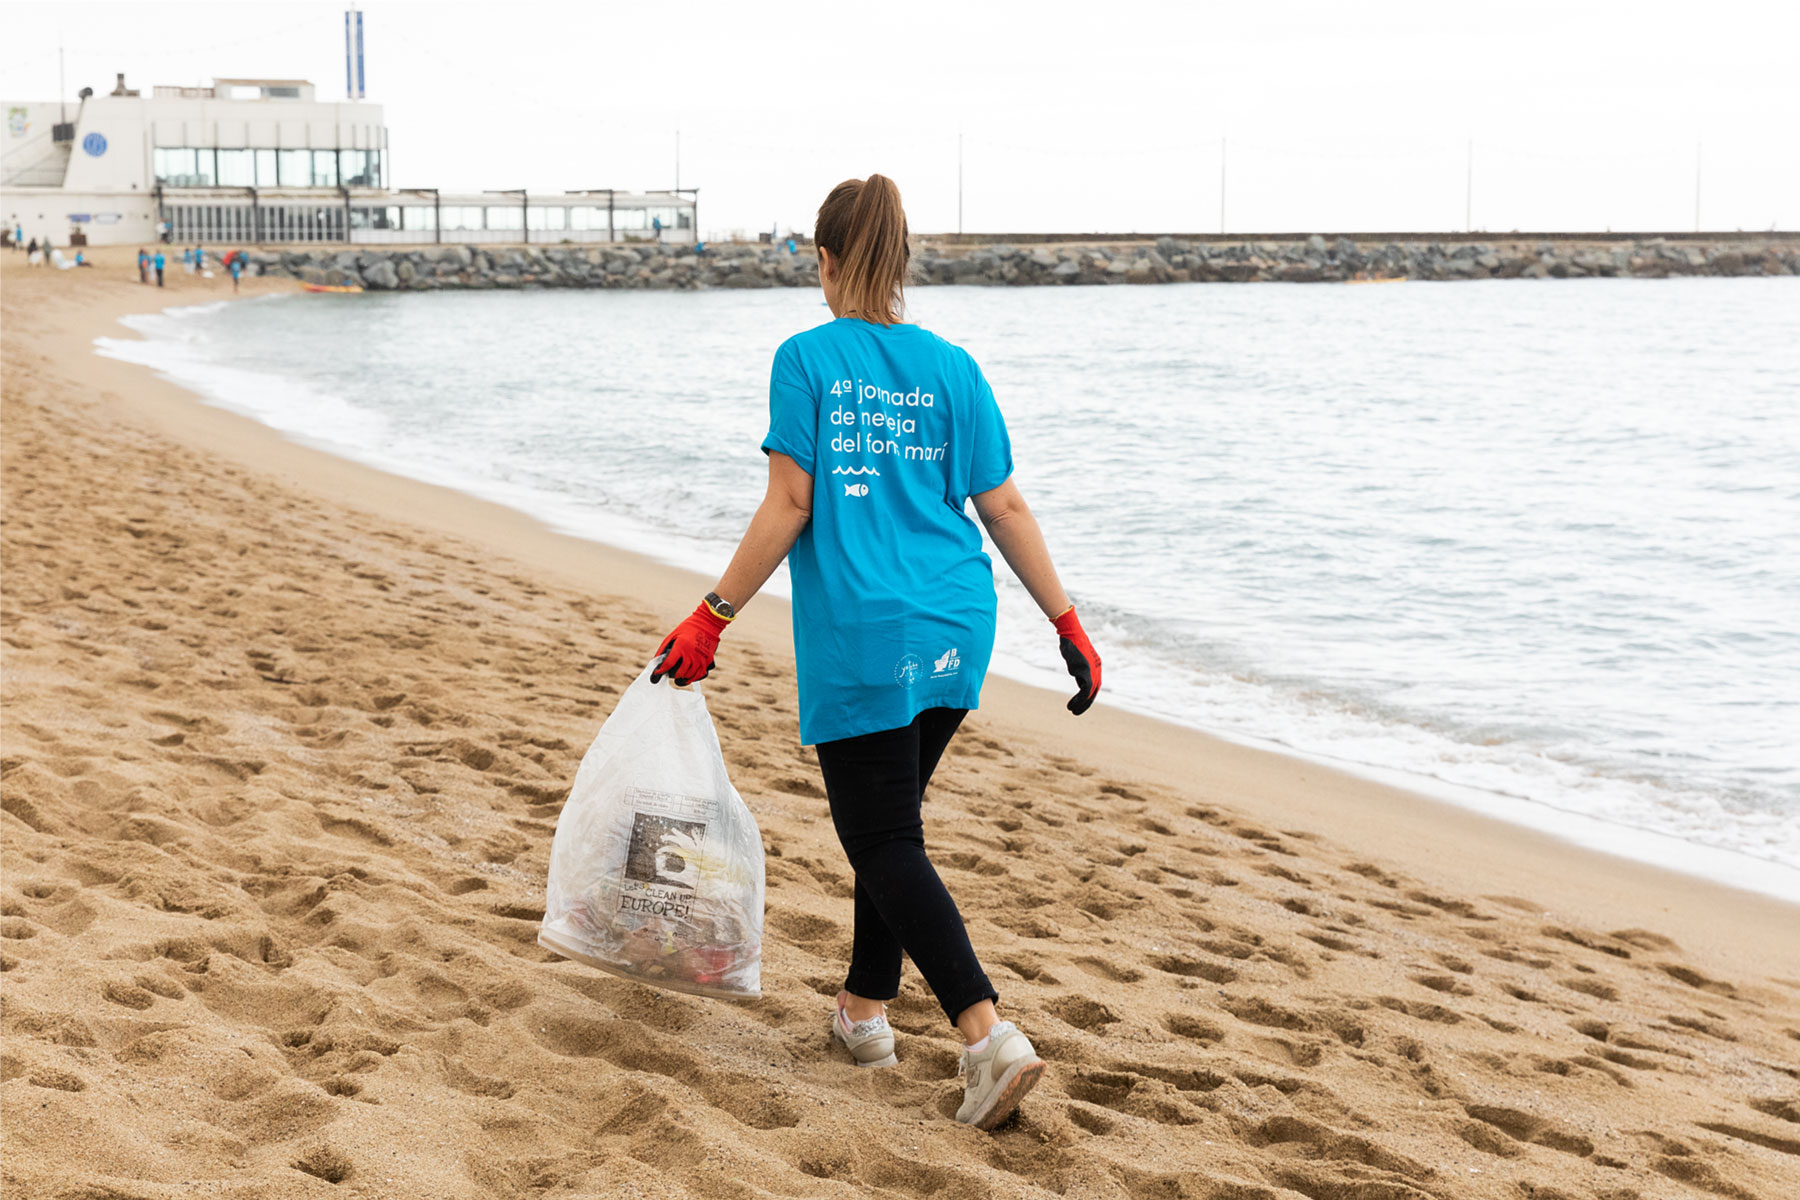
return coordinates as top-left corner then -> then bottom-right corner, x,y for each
814,174 -> 910,326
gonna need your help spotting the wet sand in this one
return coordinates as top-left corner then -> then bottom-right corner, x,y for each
4,246 -> 1798,1199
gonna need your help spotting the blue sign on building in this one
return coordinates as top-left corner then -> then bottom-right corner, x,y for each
82,131 -> 107,156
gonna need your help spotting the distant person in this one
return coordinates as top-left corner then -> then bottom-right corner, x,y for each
646,173 -> 1099,1132
695,239 -> 706,256
229,250 -> 244,292
74,250 -> 91,267
153,248 -> 165,286
158,219 -> 170,244
26,236 -> 39,266
195,244 -> 205,273
652,214 -> 663,242
11,222 -> 21,250
786,237 -> 797,254
137,247 -> 149,283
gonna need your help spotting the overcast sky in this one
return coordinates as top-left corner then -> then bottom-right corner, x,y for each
8,0 -> 1797,238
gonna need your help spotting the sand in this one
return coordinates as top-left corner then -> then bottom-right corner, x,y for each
4,246 -> 1798,1200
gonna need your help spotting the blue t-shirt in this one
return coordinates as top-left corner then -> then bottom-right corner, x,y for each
763,318 -> 1014,745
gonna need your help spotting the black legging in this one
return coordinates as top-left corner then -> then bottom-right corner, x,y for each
814,707 -> 998,1025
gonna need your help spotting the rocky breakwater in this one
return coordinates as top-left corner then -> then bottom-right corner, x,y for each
250,235 -> 1797,292
916,235 -> 1800,284
250,242 -> 820,291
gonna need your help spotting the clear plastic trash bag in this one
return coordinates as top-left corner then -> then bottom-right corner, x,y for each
538,662 -> 764,999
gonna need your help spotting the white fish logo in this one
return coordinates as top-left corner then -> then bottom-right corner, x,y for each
844,483 -> 869,497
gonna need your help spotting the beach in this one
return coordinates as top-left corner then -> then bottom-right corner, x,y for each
4,246 -> 1798,1199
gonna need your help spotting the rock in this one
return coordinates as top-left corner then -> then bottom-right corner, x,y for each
362,259 -> 400,290
1306,234 -> 1328,255
1051,260 -> 1080,278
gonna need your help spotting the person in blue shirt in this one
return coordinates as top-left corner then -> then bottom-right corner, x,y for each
651,174 -> 1101,1131
152,249 -> 165,286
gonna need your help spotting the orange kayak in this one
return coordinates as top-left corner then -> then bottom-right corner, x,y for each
302,283 -> 364,293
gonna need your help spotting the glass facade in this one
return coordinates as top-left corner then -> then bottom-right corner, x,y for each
276,149 -> 309,186
310,150 -> 338,187
216,148 -> 253,187
441,206 -> 484,231
340,149 -> 381,188
153,147 -> 211,187
152,187 -> 692,243
154,147 -> 384,189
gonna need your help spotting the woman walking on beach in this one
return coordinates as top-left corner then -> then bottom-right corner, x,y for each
650,175 -> 1102,1130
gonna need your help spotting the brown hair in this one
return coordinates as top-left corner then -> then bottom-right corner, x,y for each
814,175 -> 910,326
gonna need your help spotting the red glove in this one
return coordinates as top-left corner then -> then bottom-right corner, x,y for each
1052,606 -> 1101,715
651,602 -> 731,686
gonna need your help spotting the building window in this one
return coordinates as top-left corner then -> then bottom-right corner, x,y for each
486,205 -> 523,231
277,148 -> 309,187
442,206 -> 484,232
544,206 -> 566,231
154,147 -> 215,187
614,207 -> 646,230
341,149 -> 378,188
403,205 -> 435,231
255,149 -> 277,187
216,149 -> 253,187
311,150 -> 338,188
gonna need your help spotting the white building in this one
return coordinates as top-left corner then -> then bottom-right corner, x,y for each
3,74 -> 695,247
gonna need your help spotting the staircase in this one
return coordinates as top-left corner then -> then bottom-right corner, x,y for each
1,131 -> 73,187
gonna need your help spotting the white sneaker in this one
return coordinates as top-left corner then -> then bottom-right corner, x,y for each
832,1004 -> 897,1069
954,1021 -> 1045,1129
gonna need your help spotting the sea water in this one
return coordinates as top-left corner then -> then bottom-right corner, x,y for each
97,279 -> 1800,897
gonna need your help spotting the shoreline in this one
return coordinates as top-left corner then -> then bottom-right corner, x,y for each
38,247 -> 1800,965
7,246 -> 1800,1200
97,264 -> 1800,908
